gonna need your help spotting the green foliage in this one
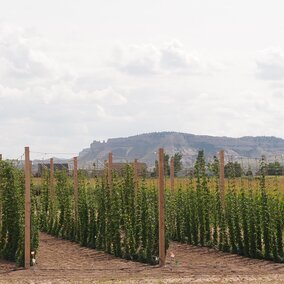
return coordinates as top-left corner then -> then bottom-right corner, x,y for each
153,153 -> 170,177
165,152 -> 284,263
173,152 -> 183,176
260,156 -> 271,259
224,162 -> 243,178
36,152 -> 283,266
0,161 -> 39,266
153,152 -> 182,177
39,164 -> 166,265
266,161 -> 283,176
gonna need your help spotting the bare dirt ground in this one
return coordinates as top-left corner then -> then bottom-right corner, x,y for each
0,233 -> 283,283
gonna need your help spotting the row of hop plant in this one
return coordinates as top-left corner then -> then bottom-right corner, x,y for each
0,161 -> 39,266
39,165 -> 168,264
167,151 -> 284,263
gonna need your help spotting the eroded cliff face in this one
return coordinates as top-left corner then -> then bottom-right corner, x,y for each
78,132 -> 284,167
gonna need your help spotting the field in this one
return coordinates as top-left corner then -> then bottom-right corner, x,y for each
1,233 -> 284,283
0,152 -> 284,283
32,175 -> 284,194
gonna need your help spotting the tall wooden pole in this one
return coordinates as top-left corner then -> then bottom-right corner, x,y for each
74,157 -> 78,224
170,156 -> 175,191
219,150 -> 225,209
108,152 -> 113,190
24,146 -> 31,268
104,160 -> 107,182
158,148 -> 165,267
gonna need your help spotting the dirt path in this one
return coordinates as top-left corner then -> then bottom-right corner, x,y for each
0,233 -> 283,283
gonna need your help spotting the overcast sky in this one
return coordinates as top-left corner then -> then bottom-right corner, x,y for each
1,0 -> 284,159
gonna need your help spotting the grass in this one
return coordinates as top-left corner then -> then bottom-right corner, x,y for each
32,175 -> 284,194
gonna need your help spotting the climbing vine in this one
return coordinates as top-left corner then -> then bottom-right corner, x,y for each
0,161 -> 39,266
166,151 -> 284,263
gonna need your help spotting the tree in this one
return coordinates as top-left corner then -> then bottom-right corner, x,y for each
245,166 -> 253,177
153,152 -> 183,177
224,162 -> 243,178
173,152 -> 183,176
207,156 -> 219,176
153,153 -> 170,177
267,161 -> 283,176
164,153 -> 170,176
151,160 -> 159,177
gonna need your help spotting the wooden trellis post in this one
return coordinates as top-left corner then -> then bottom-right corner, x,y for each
108,152 -> 113,190
104,160 -> 107,182
24,146 -> 31,268
170,156 -> 175,191
219,150 -> 225,209
74,157 -> 79,224
158,148 -> 165,267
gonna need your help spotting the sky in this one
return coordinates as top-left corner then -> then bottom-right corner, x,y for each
1,0 -> 284,159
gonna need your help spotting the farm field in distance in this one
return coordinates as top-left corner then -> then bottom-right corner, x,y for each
32,175 -> 284,194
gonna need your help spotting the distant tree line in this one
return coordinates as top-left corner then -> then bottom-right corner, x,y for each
207,158 -> 284,178
152,152 -> 183,177
222,161 -> 284,177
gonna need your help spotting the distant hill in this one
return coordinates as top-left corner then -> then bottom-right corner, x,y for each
78,132 -> 284,168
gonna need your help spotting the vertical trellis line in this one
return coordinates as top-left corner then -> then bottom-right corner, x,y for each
170,156 -> 175,191
50,158 -> 55,199
108,152 -> 113,191
74,157 -> 79,231
219,149 -> 225,209
134,158 -> 138,193
104,160 -> 107,183
158,148 -> 165,267
24,146 -> 31,268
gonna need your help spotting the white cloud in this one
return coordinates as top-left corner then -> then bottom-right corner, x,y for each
2,16 -> 284,160
0,26 -> 131,158
112,43 -> 160,75
256,47 -> 284,80
0,27 -> 58,89
111,40 -> 208,76
160,40 -> 204,73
